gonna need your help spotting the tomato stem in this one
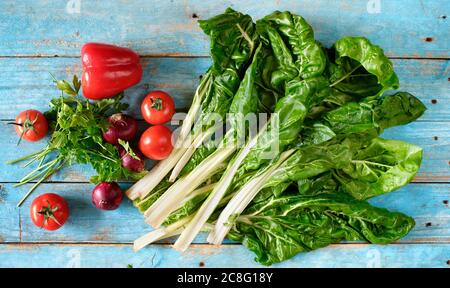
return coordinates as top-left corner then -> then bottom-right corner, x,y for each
151,98 -> 163,111
8,111 -> 39,146
38,201 -> 63,228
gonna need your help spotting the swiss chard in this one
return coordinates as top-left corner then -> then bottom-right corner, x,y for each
228,190 -> 415,265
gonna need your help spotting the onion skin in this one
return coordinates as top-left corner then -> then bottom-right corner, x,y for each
102,125 -> 120,144
102,113 -> 138,144
92,182 -> 123,210
119,146 -> 145,172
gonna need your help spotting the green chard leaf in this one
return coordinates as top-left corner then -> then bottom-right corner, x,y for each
328,37 -> 399,98
229,191 -> 415,265
334,137 -> 423,200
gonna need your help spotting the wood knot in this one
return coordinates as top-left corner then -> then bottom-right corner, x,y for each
425,222 -> 432,227
425,37 -> 433,42
199,261 -> 205,267
431,99 -> 437,104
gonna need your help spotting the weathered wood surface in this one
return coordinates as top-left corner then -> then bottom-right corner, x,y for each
0,183 -> 448,243
0,0 -> 449,268
0,0 -> 448,58
0,58 -> 447,121
0,243 -> 448,268
2,121 -> 449,183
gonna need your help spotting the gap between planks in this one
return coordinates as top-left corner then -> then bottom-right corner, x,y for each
0,241 -> 448,247
2,178 -> 448,185
0,55 -> 448,60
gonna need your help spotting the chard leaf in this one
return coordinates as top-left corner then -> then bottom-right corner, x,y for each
263,141 -> 352,190
229,192 -> 415,265
257,11 -> 326,83
329,37 -> 399,98
335,137 -> 423,200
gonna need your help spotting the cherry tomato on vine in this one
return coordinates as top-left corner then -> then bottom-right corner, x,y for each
10,110 -> 48,144
30,193 -> 69,231
141,91 -> 175,125
139,125 -> 173,160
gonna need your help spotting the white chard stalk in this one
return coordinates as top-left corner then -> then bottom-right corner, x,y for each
134,216 -> 192,252
126,71 -> 212,200
172,132 -> 262,252
207,149 -> 295,245
134,217 -> 214,252
144,147 -> 235,228
169,125 -> 220,182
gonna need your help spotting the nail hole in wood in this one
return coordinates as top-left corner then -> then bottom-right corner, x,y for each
443,200 -> 449,205
447,260 -> 450,265
431,99 -> 437,104
199,74 -> 203,80
448,77 -> 450,82
199,261 -> 205,267
425,37 -> 433,42
192,13 -> 199,18
433,136 -> 439,141
441,15 -> 447,19
425,222 -> 432,227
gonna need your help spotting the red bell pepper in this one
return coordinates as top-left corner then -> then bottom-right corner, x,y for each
81,43 -> 143,100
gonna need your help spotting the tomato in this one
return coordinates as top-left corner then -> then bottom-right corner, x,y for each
139,125 -> 173,160
11,110 -> 48,143
141,91 -> 175,125
30,193 -> 69,231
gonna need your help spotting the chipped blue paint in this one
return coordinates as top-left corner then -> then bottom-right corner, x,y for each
0,0 -> 449,268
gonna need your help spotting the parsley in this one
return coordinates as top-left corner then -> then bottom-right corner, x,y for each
8,75 -> 147,207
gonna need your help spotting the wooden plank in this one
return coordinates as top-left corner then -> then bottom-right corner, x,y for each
0,183 -> 446,243
0,58 -> 447,121
0,243 -> 448,268
0,0 -> 448,58
0,57 -> 210,120
2,121 -> 449,183
0,183 -> 20,242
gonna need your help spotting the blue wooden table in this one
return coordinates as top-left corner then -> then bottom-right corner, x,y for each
0,0 -> 449,268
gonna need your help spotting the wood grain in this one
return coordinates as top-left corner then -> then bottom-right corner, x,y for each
0,0 -> 449,268
0,0 -> 448,58
0,183 -> 447,243
0,57 -> 448,121
0,243 -> 448,268
2,121 -> 449,183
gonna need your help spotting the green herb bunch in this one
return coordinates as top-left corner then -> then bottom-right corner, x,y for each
8,75 -> 146,206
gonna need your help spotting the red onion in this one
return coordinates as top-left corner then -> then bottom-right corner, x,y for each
91,182 -> 123,210
118,146 -> 145,172
102,113 -> 138,144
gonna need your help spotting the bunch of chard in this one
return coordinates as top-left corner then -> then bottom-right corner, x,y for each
128,9 -> 426,265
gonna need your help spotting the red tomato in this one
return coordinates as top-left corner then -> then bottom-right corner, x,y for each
30,193 -> 69,231
139,125 -> 173,160
12,110 -> 48,143
141,91 -> 175,125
